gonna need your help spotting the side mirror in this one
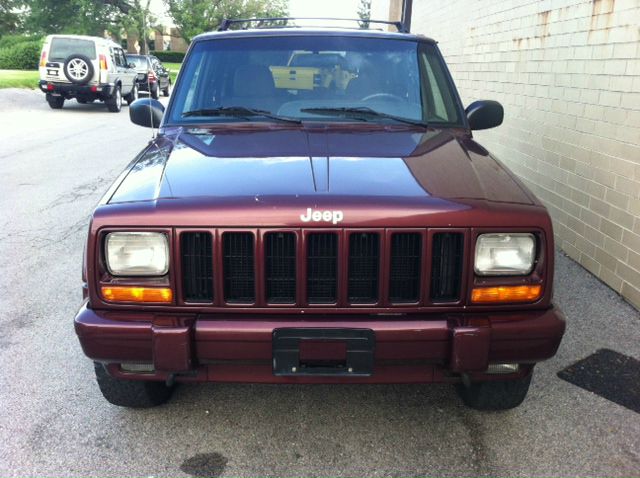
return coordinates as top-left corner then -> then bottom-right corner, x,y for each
465,100 -> 504,130
129,98 -> 165,128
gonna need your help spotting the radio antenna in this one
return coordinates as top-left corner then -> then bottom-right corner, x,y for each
141,2 -> 156,139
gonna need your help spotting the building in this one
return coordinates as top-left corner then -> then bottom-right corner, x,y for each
123,26 -> 188,54
389,0 -> 640,309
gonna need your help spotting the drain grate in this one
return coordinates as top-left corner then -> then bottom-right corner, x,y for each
557,349 -> 640,414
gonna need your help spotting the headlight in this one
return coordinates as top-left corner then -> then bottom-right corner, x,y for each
474,233 -> 535,276
105,232 -> 169,276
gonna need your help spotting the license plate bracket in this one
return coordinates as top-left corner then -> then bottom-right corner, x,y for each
273,328 -> 375,376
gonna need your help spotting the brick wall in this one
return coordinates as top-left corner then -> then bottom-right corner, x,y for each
402,0 -> 640,309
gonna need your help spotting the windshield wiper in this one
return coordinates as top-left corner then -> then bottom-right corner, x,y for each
300,107 -> 428,127
182,106 -> 301,124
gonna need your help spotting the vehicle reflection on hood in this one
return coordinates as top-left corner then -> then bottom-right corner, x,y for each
107,127 -> 532,206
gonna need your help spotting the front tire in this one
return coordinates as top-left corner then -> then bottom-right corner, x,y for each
125,84 -> 138,105
94,362 -> 174,408
456,371 -> 532,410
46,95 -> 64,109
106,85 -> 122,113
162,80 -> 171,97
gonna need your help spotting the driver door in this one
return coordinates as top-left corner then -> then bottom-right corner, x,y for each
115,48 -> 135,94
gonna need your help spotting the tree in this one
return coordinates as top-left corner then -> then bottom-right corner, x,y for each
357,0 -> 371,29
116,0 -> 156,54
0,0 -> 21,34
15,0 -> 157,52
165,0 -> 288,43
20,0 -> 123,36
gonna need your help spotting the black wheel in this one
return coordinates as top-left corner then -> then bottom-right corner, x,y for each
94,362 -> 174,408
46,95 -> 64,109
63,54 -> 94,85
125,84 -> 138,105
162,80 -> 171,97
150,84 -> 159,100
456,371 -> 532,410
106,85 -> 122,112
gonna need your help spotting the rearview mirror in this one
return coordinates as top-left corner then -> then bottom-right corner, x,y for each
465,100 -> 504,130
129,98 -> 165,128
128,63 -> 137,69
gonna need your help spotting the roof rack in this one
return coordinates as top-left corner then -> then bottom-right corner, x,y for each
218,17 -> 408,33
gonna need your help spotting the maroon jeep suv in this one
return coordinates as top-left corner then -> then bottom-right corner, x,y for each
75,21 -> 565,410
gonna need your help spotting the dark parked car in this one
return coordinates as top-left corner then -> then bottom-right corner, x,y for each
75,20 -> 565,410
127,54 -> 171,99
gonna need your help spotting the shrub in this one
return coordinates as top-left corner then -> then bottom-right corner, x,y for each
150,50 -> 185,63
0,40 -> 43,70
0,35 -> 44,70
0,34 -> 42,50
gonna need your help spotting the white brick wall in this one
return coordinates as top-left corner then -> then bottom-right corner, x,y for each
403,0 -> 640,309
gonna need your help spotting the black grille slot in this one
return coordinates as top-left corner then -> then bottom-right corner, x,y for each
223,232 -> 255,303
181,232 -> 214,302
430,232 -> 464,302
389,233 -> 422,303
348,233 -> 380,303
307,233 -> 338,303
265,232 -> 296,303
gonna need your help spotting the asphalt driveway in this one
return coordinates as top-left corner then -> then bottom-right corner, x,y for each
0,88 -> 638,477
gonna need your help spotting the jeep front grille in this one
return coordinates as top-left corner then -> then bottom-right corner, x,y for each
348,233 -> 380,303
223,232 -> 255,303
178,229 -> 465,307
265,232 -> 296,303
430,232 -> 464,302
181,231 -> 214,302
307,233 -> 338,303
389,232 -> 422,303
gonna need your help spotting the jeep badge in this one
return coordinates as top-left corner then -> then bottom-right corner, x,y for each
300,208 -> 344,225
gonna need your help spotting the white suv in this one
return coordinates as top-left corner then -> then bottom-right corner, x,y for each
38,34 -> 138,112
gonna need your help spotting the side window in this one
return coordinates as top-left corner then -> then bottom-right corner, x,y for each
423,60 -> 447,119
113,49 -> 125,67
418,45 -> 460,124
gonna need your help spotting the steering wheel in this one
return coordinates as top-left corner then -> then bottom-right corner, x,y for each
362,93 -> 404,102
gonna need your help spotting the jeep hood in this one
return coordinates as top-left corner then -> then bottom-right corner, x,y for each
108,126 -> 535,207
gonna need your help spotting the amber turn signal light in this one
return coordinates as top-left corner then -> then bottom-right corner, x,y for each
101,286 -> 173,303
471,285 -> 542,304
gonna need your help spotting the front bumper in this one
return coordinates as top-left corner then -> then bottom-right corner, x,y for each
39,80 -> 114,97
75,304 -> 565,384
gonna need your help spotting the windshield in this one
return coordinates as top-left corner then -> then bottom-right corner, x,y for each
167,35 -> 462,126
128,56 -> 149,69
49,37 -> 96,61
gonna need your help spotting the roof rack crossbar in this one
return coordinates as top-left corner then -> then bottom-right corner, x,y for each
218,17 -> 408,33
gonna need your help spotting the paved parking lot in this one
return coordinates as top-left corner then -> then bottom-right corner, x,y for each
0,88 -> 638,477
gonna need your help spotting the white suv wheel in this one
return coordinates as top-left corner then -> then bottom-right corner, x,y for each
63,54 -> 94,84
68,58 -> 88,79
107,86 -> 122,112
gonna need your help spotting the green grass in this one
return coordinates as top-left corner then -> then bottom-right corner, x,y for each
0,64 -> 181,89
163,62 -> 181,84
0,69 -> 39,89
